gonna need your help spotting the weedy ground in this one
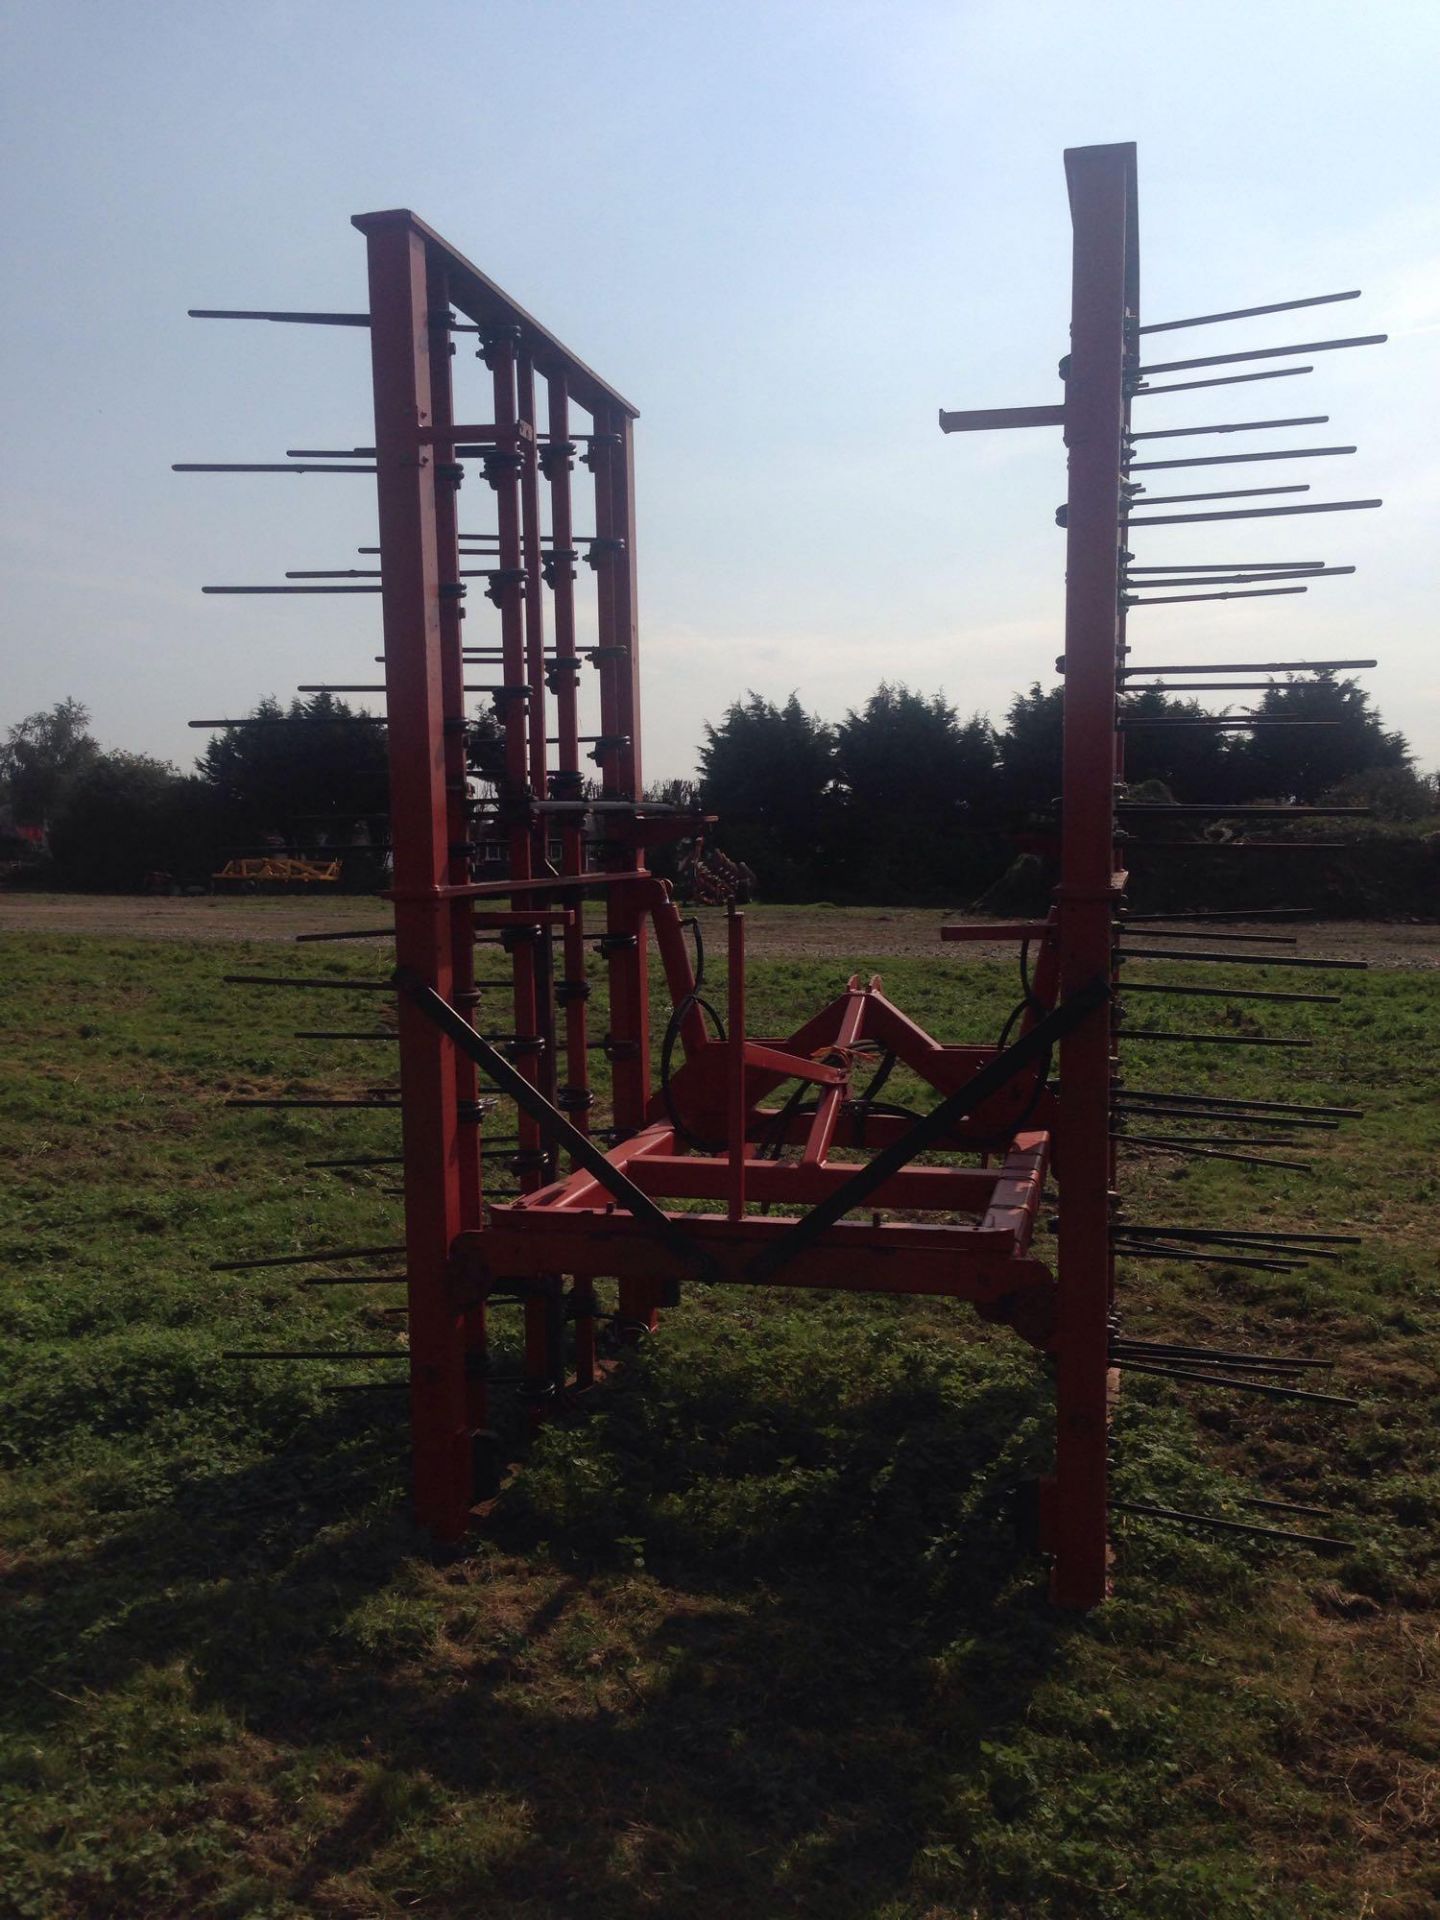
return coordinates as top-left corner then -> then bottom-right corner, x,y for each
0,906 -> 1436,1919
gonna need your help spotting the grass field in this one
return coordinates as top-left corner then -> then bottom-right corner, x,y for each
1,904 -> 1436,1919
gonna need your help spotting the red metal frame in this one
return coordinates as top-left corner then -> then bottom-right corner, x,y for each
214,138 -> 1403,1609
345,195 -> 1121,1602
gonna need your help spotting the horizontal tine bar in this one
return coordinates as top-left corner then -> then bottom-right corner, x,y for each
1127,566 -> 1353,587
1119,926 -> 1296,943
224,974 -> 396,989
1124,908 -> 1315,920
1119,981 -> 1339,1003
1126,587 -> 1307,606
1128,445 -> 1355,471
212,1243 -> 404,1271
294,928 -> 394,943
191,717 -> 388,728
1115,1136 -> 1313,1171
1123,563 -> 1324,573
1117,1092 -> 1362,1118
304,1154 -> 405,1168
1236,1495 -> 1340,1518
188,307 -> 371,326
1119,1224 -> 1361,1245
1119,659 -> 1375,673
225,1096 -> 401,1109
294,1031 -> 394,1041
1127,485 -> 1310,506
1128,498 -> 1381,526
1116,1107 -> 1338,1131
1130,415 -> 1327,441
302,1274 -> 408,1286
1122,840 -> 1345,851
1116,949 -> 1366,971
938,403 -> 1066,432
1122,681 -> 1328,693
203,585 -> 382,594
1116,1123 -> 1324,1146
1113,1339 -> 1334,1371
224,1349 -> 404,1361
174,463 -> 377,475
1134,365 -> 1314,396
1138,290 -> 1360,336
1112,1500 -> 1349,1553
1116,1361 -> 1356,1407
1112,1243 -> 1306,1273
1139,332 -> 1385,376
1118,1029 -> 1311,1048
1116,804 -> 1367,816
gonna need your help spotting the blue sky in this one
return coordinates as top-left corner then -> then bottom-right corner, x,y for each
3,0 -> 1437,779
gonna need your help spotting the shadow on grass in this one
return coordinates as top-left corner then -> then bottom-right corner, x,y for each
5,1342 -> 1072,1918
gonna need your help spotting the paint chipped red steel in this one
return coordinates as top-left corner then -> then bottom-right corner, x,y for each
361,169 -> 1116,1602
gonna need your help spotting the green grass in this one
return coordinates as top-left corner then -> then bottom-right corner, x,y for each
1,918 -> 1436,1919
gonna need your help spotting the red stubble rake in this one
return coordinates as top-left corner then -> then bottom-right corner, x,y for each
190,145 -> 1380,1607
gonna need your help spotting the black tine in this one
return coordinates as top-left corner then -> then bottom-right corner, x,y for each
301,1274 -> 409,1286
304,1155 -> 405,1168
1115,1090 -> 1363,1118
1116,1360 -> 1357,1407
1112,1501 -> 1349,1553
224,974 -> 396,990
1129,414 -> 1327,441
1116,949 -> 1366,973
1127,497 -> 1381,527
293,1031 -> 396,1041
1115,1136 -> 1312,1172
1111,1339 -> 1333,1370
1138,291 -> 1360,337
188,307 -> 371,326
1118,1029 -> 1312,1049
1120,926 -> 1298,944
211,1244 -> 405,1272
224,1349 -> 406,1361
225,1097 -> 402,1109
1112,1244 -> 1307,1274
1236,1495 -> 1340,1519
1116,1224 -> 1361,1245
294,928 -> 395,944
1138,331 -> 1385,376
1119,982 -> 1340,1004
1128,445 -> 1355,473
1134,366 -> 1314,396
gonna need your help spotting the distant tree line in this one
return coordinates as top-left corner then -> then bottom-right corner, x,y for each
0,694 -> 389,891
690,678 -> 1430,903
2,676 -> 1434,909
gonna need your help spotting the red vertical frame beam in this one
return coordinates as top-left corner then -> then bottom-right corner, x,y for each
354,211 -> 471,1539
545,374 -> 592,1135
515,352 -> 559,1398
425,253 -> 489,1434
592,407 -> 654,1325
726,909 -> 747,1221
1049,142 -> 1135,1609
610,412 -> 644,801
544,374 -> 598,1386
485,335 -> 543,1195
517,357 -> 550,811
